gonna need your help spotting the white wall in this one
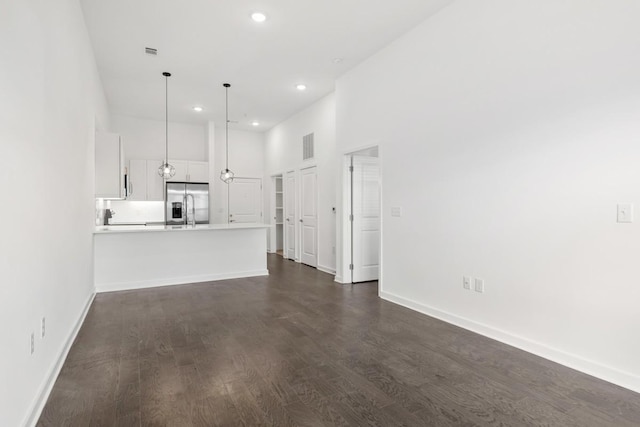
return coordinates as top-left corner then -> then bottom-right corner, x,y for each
0,0 -> 111,425
265,93 -> 337,272
212,129 -> 265,223
112,114 -> 206,162
336,0 -> 640,392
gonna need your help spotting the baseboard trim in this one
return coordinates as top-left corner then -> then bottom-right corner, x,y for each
96,269 -> 269,293
317,264 -> 336,275
379,290 -> 640,394
334,275 -> 345,284
24,292 -> 95,427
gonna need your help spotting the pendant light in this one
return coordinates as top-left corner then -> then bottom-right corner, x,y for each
220,83 -> 235,184
158,72 -> 176,179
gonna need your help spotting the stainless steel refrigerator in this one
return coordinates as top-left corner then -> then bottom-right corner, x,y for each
165,182 -> 209,225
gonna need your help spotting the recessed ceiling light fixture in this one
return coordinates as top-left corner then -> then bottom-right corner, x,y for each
251,12 -> 266,22
193,106 -> 203,112
251,121 -> 260,126
296,84 -> 307,91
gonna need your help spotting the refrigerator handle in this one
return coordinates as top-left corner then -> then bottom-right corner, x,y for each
183,195 -> 187,225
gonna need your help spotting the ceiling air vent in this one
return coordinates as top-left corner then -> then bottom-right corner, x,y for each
145,47 -> 158,55
303,133 -> 314,160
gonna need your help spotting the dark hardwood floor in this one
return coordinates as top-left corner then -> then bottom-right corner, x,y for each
39,254 -> 640,426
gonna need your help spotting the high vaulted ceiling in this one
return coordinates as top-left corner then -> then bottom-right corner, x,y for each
80,0 -> 452,131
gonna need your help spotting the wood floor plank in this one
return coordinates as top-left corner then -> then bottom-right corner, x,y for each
38,254 -> 640,426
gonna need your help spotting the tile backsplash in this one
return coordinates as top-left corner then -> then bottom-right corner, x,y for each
97,200 -> 164,224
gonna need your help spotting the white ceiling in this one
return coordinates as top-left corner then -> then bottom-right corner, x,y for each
80,0 -> 452,131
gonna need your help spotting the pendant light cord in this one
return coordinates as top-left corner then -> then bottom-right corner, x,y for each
165,74 -> 169,164
225,85 -> 229,171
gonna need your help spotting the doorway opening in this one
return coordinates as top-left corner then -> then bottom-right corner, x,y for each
284,170 -> 297,260
344,147 -> 380,284
270,174 -> 284,257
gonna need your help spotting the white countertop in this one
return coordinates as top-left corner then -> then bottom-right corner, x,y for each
94,223 -> 269,234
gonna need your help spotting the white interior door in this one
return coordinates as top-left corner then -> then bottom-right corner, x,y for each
284,171 -> 296,259
352,156 -> 380,282
229,178 -> 262,223
301,167 -> 318,267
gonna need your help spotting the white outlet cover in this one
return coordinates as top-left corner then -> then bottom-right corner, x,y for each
391,206 -> 403,217
463,276 -> 472,290
617,203 -> 633,223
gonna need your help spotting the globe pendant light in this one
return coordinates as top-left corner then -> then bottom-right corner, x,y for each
220,83 -> 235,184
158,72 -> 176,179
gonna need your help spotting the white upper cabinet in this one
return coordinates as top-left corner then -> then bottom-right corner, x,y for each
146,160 -> 165,201
127,159 -> 166,201
166,160 -> 208,183
127,159 -> 147,201
95,132 -> 125,199
127,159 -> 207,200
187,161 -> 208,183
167,160 -> 188,182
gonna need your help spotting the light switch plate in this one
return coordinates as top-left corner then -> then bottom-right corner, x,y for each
617,203 -> 633,223
463,276 -> 472,290
474,278 -> 485,293
391,207 -> 403,217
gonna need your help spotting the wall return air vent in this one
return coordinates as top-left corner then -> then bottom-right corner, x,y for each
303,133 -> 314,160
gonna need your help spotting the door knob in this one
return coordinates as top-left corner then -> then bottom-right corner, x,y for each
299,219 -> 303,222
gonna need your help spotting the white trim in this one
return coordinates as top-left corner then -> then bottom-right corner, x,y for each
24,292 -> 96,427
96,270 -> 269,293
340,142 -> 380,155
317,264 -> 336,275
334,275 -> 346,284
380,290 -> 640,394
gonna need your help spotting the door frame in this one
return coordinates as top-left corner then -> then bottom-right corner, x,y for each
269,174 -> 284,253
339,145 -> 382,288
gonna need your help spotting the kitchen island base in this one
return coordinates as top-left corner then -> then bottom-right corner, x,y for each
94,224 -> 268,292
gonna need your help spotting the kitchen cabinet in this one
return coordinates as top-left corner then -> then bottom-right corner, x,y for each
146,160 -> 165,201
127,159 -> 147,201
95,132 -> 125,199
127,159 -> 165,201
168,160 -> 188,182
127,159 -> 207,201
187,161 -> 208,183
166,160 -> 209,183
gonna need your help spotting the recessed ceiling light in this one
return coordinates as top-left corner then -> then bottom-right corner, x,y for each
251,121 -> 260,126
332,58 -> 343,64
251,12 -> 266,22
193,106 -> 203,112
296,84 -> 307,91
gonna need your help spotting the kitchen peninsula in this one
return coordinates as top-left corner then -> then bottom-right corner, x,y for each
94,223 -> 268,292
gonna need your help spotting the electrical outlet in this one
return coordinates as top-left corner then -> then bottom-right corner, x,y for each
463,276 -> 472,290
30,332 -> 35,355
41,317 -> 46,338
475,278 -> 485,293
